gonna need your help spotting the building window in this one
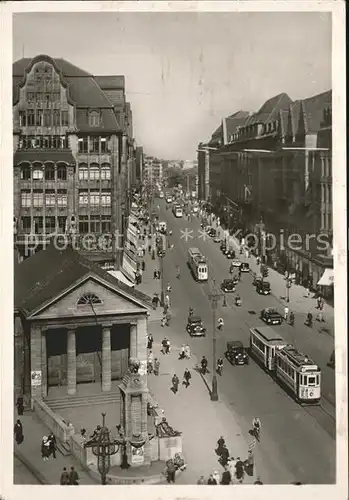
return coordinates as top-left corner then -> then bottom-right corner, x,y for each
61,110 -> 69,127
79,215 -> 89,233
77,292 -> 102,305
89,111 -> 100,128
21,216 -> 31,233
90,190 -> 100,206
90,136 -> 100,153
57,189 -> 67,206
33,216 -> 44,234
35,110 -> 43,127
27,110 -> 35,126
78,190 -> 89,205
45,216 -> 56,233
27,92 -> 35,103
101,215 -> 111,233
45,190 -> 55,206
21,190 -> 31,207
32,168 -> 43,180
53,110 -> 60,126
57,165 -> 67,181
101,190 -> 111,206
78,163 -> 89,180
100,137 -> 110,153
44,94 -> 51,106
19,111 -> 27,127
45,164 -> 55,181
20,166 -> 31,180
33,190 -> 44,207
89,163 -> 100,180
101,163 -> 111,180
90,215 -> 101,233
57,216 -> 67,233
78,137 -> 88,154
42,110 -> 51,127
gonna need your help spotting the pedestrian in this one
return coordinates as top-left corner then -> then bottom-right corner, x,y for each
147,333 -> 154,349
165,338 -> 171,354
183,368 -> 192,388
41,436 -> 50,460
16,396 -> 24,416
161,337 -> 168,354
157,269 -> 161,280
171,374 -> 179,394
80,428 -> 87,445
227,457 -> 236,478
184,344 -> 191,359
161,316 -> 166,328
220,468 -> 231,485
219,445 -> 230,467
48,432 -> 57,458
60,467 -> 70,485
138,268 -> 143,283
165,459 -> 176,483
148,244 -> 152,254
254,476 -> 263,484
284,306 -> 289,321
212,469 -> 221,484
165,294 -> 170,308
148,350 -> 154,373
153,269 -> 157,279
216,436 -> 225,454
154,358 -> 160,376
151,295 -> 157,309
165,310 -> 171,326
69,466 -> 79,485
197,475 -> 206,485
207,474 -> 217,485
235,457 -> 245,483
14,419 -> 24,445
245,450 -> 254,476
178,344 -> 186,359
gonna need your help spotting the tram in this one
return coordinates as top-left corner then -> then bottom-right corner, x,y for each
249,326 -> 287,371
275,346 -> 321,403
187,247 -> 208,281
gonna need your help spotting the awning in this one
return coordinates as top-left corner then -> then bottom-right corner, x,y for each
317,268 -> 334,286
108,270 -> 134,288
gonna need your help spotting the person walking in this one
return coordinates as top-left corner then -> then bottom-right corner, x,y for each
235,457 -> 245,483
197,475 -> 206,485
284,306 -> 289,321
60,467 -> 70,485
220,468 -> 231,484
14,419 -> 24,445
184,344 -> 191,359
41,436 -> 50,461
147,333 -> 154,350
254,476 -> 263,484
183,368 -> 192,388
165,310 -> 171,327
69,466 -> 79,485
153,358 -> 160,376
207,474 -> 217,485
245,450 -> 254,476
161,337 -> 168,354
48,432 -> 57,458
165,459 -> 176,483
178,344 -> 186,360
147,350 -> 154,374
16,396 -> 24,416
219,445 -> 230,467
212,470 -> 221,484
171,374 -> 179,394
165,338 -> 171,354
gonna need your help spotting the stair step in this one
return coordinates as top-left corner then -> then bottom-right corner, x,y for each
46,391 -> 121,410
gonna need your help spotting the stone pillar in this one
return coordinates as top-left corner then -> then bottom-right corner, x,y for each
130,323 -> 137,359
67,329 -> 76,396
30,324 -> 42,405
41,332 -> 47,398
102,325 -> 111,392
136,317 -> 147,366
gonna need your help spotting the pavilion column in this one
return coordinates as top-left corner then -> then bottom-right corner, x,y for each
67,329 -> 76,396
41,331 -> 47,399
102,325 -> 111,392
30,324 -> 42,406
136,317 -> 147,366
130,323 -> 138,359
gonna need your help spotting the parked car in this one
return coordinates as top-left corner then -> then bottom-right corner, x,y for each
260,307 -> 283,325
213,236 -> 221,243
220,242 -> 227,252
221,279 -> 236,293
252,276 -> 262,286
231,258 -> 241,267
240,262 -> 250,272
225,341 -> 249,365
186,315 -> 206,337
256,281 -> 271,295
208,228 -> 217,238
226,250 -> 235,259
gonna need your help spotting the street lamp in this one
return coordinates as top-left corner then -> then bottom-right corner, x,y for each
160,252 -> 165,307
208,283 -> 223,401
286,278 -> 292,303
84,413 -> 118,485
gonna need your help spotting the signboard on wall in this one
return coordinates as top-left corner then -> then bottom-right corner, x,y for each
131,445 -> 144,464
31,370 -> 42,386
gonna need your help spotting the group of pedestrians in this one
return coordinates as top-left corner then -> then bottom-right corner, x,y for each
170,368 -> 192,393
59,466 -> 80,485
214,436 -> 257,484
41,432 -> 57,460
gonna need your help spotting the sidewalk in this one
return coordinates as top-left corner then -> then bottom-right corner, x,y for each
13,410 -> 97,485
215,224 -> 334,336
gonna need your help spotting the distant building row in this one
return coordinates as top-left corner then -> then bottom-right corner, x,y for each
197,90 -> 333,295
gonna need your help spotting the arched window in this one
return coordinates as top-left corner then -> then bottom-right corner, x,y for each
45,162 -> 55,181
89,111 -> 100,127
20,165 -> 31,180
101,163 -> 111,180
32,165 -> 43,180
89,163 -> 100,180
78,163 -> 88,180
77,293 -> 102,305
57,164 -> 67,181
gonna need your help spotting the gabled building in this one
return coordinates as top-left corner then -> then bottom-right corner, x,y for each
13,55 -> 136,268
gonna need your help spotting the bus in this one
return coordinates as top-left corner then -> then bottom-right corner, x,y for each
249,326 -> 287,371
188,247 -> 208,281
172,205 -> 183,218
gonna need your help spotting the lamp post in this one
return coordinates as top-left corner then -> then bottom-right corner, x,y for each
160,253 -> 165,307
84,413 -> 118,485
208,283 -> 223,401
286,278 -> 292,303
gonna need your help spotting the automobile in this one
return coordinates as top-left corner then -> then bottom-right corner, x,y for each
252,276 -> 262,286
225,340 -> 249,365
208,228 -> 217,237
256,281 -> 271,295
231,258 -> 241,267
157,249 -> 166,258
260,307 -> 283,325
220,242 -> 227,252
186,315 -> 206,337
221,278 -> 236,293
192,205 -> 199,213
226,250 -> 235,259
240,262 -> 250,273
213,236 -> 221,243
205,225 -> 213,233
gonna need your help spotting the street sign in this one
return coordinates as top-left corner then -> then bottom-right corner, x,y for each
31,370 -> 42,386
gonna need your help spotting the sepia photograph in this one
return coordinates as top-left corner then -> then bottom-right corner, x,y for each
0,1 -> 347,498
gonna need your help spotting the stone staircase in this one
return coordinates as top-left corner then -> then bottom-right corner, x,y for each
46,390 -> 121,411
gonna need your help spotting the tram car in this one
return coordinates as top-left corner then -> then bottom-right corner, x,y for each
275,346 -> 321,404
249,326 -> 287,371
187,247 -> 208,282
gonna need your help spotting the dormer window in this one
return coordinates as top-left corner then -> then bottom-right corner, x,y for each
89,111 -> 100,127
